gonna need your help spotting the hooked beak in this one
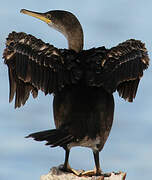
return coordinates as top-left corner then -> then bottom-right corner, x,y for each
20,9 -> 51,24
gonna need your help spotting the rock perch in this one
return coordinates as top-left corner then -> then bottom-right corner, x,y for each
40,166 -> 126,180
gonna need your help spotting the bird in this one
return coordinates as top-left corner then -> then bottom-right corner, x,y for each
3,9 -> 149,176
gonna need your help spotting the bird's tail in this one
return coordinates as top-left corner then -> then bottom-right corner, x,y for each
26,129 -> 75,147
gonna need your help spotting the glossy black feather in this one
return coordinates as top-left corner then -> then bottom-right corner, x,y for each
26,129 -> 75,148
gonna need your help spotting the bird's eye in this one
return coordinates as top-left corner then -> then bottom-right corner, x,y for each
46,14 -> 51,19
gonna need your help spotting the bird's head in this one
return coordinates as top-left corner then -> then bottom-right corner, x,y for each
20,9 -> 83,52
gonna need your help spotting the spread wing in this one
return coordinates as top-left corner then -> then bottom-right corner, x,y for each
85,39 -> 149,102
3,32 -> 149,108
3,31 -> 82,108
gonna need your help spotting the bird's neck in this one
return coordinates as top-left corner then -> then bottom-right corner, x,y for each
48,16 -> 84,52
67,28 -> 84,52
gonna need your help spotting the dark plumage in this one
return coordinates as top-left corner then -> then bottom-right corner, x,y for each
3,9 -> 149,176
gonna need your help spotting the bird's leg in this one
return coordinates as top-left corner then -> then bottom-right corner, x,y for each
63,148 -> 71,171
80,150 -> 102,176
59,148 -> 80,176
93,150 -> 102,175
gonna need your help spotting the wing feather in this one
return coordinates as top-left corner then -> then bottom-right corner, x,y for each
105,39 -> 149,101
85,40 -> 149,102
8,68 -> 16,103
3,32 -> 149,107
3,31 -> 82,108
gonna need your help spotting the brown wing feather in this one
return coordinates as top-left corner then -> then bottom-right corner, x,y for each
85,39 -> 149,102
3,31 -> 82,108
3,32 -> 149,107
103,39 -> 149,102
117,79 -> 140,102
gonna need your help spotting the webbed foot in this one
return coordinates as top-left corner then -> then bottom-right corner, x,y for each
59,164 -> 83,176
80,167 -> 102,177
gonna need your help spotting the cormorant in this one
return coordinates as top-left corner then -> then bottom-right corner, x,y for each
3,9 -> 149,176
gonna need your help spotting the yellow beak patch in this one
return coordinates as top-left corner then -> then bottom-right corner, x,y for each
20,9 -> 51,24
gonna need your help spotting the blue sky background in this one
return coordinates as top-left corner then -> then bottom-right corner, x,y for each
0,1 -> 152,180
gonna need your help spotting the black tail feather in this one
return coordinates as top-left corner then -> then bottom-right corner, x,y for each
26,129 -> 75,147
49,135 -> 74,147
